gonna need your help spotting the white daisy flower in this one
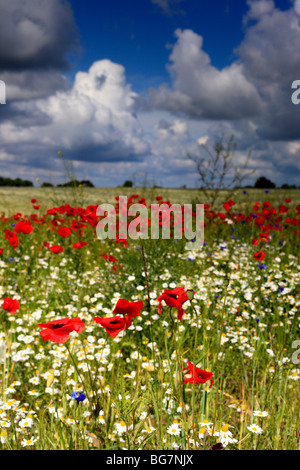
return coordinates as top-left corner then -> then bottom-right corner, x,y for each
253,410 -> 268,417
21,437 -> 37,447
115,420 -> 127,435
167,422 -> 181,436
247,424 -> 263,434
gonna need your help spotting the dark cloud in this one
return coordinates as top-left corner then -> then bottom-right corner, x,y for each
236,1 -> 300,141
0,102 -> 53,127
0,0 -> 80,72
0,70 -> 71,102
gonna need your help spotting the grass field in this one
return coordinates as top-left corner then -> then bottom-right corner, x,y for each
0,186 -> 299,216
0,186 -> 299,450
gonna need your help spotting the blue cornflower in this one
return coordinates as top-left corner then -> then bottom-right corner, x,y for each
279,287 -> 284,293
72,391 -> 86,402
257,263 -> 267,269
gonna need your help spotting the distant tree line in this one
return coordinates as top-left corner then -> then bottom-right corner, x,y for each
56,180 -> 94,188
0,174 -> 297,189
0,176 -> 33,186
249,176 -> 298,189
122,177 -> 299,190
0,177 -> 94,187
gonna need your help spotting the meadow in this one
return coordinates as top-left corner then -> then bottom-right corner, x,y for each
0,186 -> 299,450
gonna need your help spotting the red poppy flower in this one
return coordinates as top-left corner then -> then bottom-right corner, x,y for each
14,221 -> 34,234
38,317 -> 85,343
251,238 -> 258,246
57,227 -> 71,238
0,248 -> 3,255
72,241 -> 87,249
183,361 -> 214,388
2,297 -> 20,315
100,254 -> 118,262
279,205 -> 288,214
4,230 -> 19,250
223,199 -> 235,211
254,250 -> 265,261
93,315 -> 132,338
113,299 -> 143,318
49,245 -> 64,254
157,286 -> 188,320
259,232 -> 269,241
70,220 -> 87,231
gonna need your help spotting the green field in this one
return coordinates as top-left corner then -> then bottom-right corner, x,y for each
0,186 -> 299,216
0,186 -> 299,450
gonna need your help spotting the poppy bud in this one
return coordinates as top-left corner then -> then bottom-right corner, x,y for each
186,289 -> 195,300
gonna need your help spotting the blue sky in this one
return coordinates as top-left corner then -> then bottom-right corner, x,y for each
68,0 -> 250,89
67,0 -> 292,89
0,0 -> 300,188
